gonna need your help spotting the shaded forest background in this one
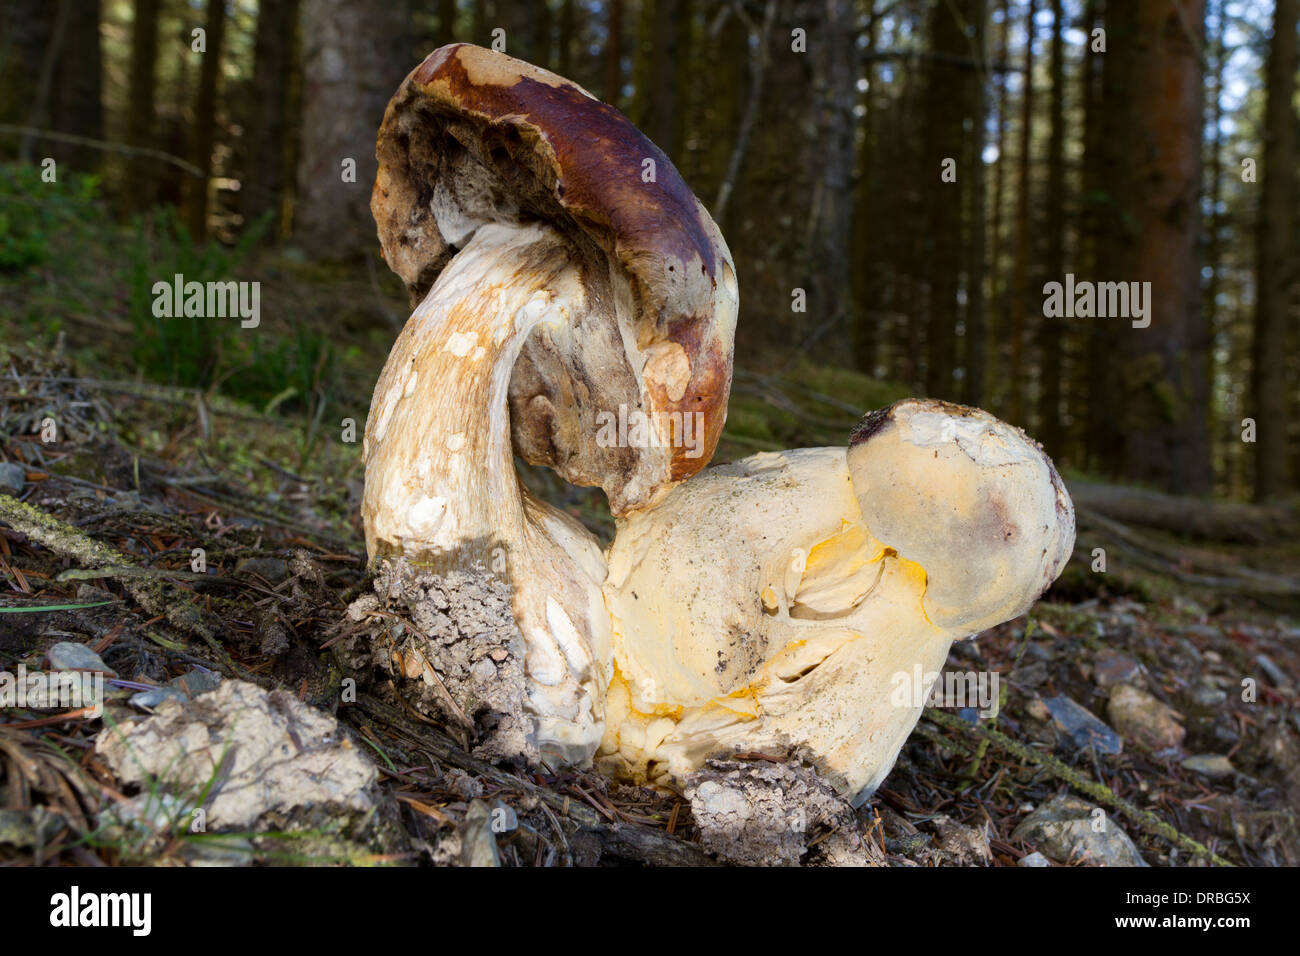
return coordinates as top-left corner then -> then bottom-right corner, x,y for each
1,0 -> 1296,504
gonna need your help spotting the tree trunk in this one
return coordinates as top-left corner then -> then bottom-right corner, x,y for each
1070,481 -> 1298,545
808,0 -> 858,362
558,0 -> 575,75
647,0 -> 681,158
852,0 -> 883,378
501,0 -> 538,62
964,0 -> 990,407
188,0 -> 228,238
241,0 -> 300,238
439,0 -> 458,46
1203,0 -> 1230,492
1122,0 -> 1211,494
1086,0 -> 1135,477
295,0 -> 411,259
988,0 -> 1010,406
536,0 -> 554,65
922,0 -> 976,397
49,0 -> 102,172
0,1 -> 53,156
1251,0 -> 1298,500
124,0 -> 162,213
4,0 -> 102,172
1008,0 -> 1035,425
1037,0 -> 1065,453
605,0 -> 624,106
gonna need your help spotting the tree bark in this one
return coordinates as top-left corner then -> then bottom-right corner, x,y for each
987,0 -> 1010,405
808,0 -> 859,362
964,0 -> 990,407
49,0 -> 102,172
1008,0 -> 1035,425
1037,0 -> 1065,453
124,0 -> 162,213
852,0 -> 883,378
1203,0 -> 1230,492
439,0 -> 458,46
922,0 -> 976,397
605,0 -> 624,106
241,0 -> 300,238
0,1 -> 54,156
647,0 -> 681,159
188,0 -> 228,238
295,0 -> 411,259
1251,0 -> 1298,500
1070,481 -> 1298,545
1122,0 -> 1211,494
1086,0 -> 1136,477
558,0 -> 576,75
500,0 -> 538,62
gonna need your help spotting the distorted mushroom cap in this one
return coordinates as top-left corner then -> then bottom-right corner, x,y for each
846,399 -> 1075,633
371,43 -> 737,514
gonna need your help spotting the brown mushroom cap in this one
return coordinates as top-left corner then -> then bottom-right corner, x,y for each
371,43 -> 737,514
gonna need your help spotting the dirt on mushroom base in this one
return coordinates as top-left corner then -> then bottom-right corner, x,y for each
1,346 -> 1298,867
340,556 -> 537,766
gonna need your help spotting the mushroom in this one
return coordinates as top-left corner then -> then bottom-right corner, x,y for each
598,399 -> 1075,804
362,44 -> 737,765
361,45 -> 1076,804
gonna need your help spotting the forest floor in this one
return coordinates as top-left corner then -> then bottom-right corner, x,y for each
1,178 -> 1298,865
0,335 -> 1297,867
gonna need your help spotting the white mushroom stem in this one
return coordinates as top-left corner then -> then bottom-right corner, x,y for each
363,221 -> 612,763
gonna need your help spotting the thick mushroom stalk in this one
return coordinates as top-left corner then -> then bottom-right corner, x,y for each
599,399 -> 1075,804
363,45 -> 736,766
363,222 -> 612,760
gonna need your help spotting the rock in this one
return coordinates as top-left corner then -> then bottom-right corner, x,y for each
1017,851 -> 1052,867
1256,654 -> 1290,689
1092,648 -> 1142,688
234,556 -> 289,583
95,792 -> 194,853
181,837 -> 255,866
460,799 -> 502,867
1108,684 -> 1185,752
1212,724 -> 1240,747
1043,695 -> 1123,755
1181,754 -> 1235,780
96,680 -> 399,853
685,759 -> 884,867
1025,696 -> 1052,722
1011,793 -> 1147,866
129,667 -> 223,710
930,815 -> 992,866
46,641 -> 116,676
1009,661 -> 1048,689
880,808 -> 933,857
0,462 -> 26,496
1186,680 -> 1228,711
